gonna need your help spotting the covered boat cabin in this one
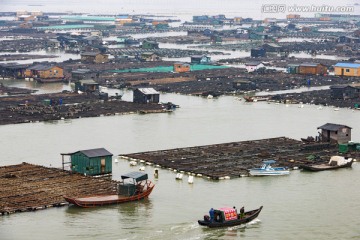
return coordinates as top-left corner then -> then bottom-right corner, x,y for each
61,148 -> 113,176
317,123 -> 352,144
118,172 -> 148,196
213,207 -> 238,222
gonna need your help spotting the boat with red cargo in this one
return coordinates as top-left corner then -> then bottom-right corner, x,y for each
64,172 -> 154,207
198,206 -> 263,228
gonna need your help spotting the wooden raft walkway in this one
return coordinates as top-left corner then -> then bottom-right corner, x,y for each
120,137 -> 345,179
0,163 -> 118,215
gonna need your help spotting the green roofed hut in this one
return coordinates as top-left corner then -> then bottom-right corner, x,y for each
61,148 -> 113,176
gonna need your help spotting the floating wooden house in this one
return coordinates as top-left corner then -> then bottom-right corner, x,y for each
333,63 -> 360,77
318,123 -> 352,144
75,79 -> 99,92
250,48 -> 266,58
299,63 -> 327,75
140,52 -> 161,62
24,64 -> 64,79
191,55 -> 211,64
330,85 -> 360,100
133,88 -> 160,104
173,62 -> 190,73
61,148 -> 113,176
80,52 -> 109,63
141,40 -> 159,49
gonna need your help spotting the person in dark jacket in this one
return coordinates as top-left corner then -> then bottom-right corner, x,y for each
209,208 -> 214,222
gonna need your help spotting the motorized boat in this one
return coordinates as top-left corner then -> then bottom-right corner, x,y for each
300,156 -> 353,172
248,160 -> 289,176
63,172 -> 154,207
198,206 -> 263,228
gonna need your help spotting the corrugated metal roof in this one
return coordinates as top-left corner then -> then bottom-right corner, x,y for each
137,88 -> 159,95
78,148 -> 113,158
121,172 -> 148,181
334,62 -> 360,68
28,64 -> 60,71
318,123 -> 352,131
79,79 -> 98,85
300,62 -> 320,67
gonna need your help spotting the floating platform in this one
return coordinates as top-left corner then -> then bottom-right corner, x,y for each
120,137 -> 350,180
0,163 -> 118,215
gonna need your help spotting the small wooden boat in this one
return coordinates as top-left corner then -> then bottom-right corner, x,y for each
243,96 -> 254,102
64,172 -> 154,207
301,156 -> 353,172
198,206 -> 263,228
248,160 -> 289,176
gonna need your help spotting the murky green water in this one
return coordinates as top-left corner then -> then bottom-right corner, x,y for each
1,92 -> 360,239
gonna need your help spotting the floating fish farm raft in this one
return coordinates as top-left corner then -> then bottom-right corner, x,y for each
120,137 -> 357,179
0,163 -> 118,215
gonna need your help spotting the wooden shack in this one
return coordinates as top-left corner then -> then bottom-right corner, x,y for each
61,148 -> 113,176
75,79 -> 99,92
334,63 -> 360,77
80,52 -> 109,63
141,40 -> 159,49
191,55 -> 211,64
173,63 -> 190,73
133,88 -> 160,103
330,85 -> 360,100
250,48 -> 266,58
140,52 -> 161,62
318,123 -> 352,144
299,63 -> 327,75
24,64 -> 64,79
287,64 -> 300,74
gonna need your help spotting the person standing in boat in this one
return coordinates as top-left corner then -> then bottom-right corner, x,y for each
240,207 -> 245,218
209,208 -> 214,222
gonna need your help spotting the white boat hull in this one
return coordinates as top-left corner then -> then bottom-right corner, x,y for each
249,170 -> 290,176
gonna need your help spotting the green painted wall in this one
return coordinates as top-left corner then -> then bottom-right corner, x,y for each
71,152 -> 112,175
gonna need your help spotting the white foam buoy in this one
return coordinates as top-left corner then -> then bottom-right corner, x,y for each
176,173 -> 183,180
114,158 -> 119,163
129,161 -> 137,166
188,175 -> 194,184
139,166 -> 145,171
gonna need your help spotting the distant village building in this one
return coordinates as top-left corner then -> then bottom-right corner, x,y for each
317,123 -> 352,144
61,148 -> 113,176
251,48 -> 266,58
71,69 -> 95,80
335,44 -> 352,52
298,63 -> 327,75
338,36 -> 360,44
232,79 -> 256,91
80,52 -> 109,63
75,79 -> 99,92
0,63 -> 30,79
46,39 -> 61,48
286,14 -> 301,19
245,62 -> 264,72
141,40 -> 159,49
173,63 -> 191,73
140,52 -> 161,62
287,64 -> 300,74
25,64 -> 64,79
330,85 -> 360,100
262,43 -> 282,53
190,55 -> 211,64
333,63 -> 360,77
133,88 -> 160,104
